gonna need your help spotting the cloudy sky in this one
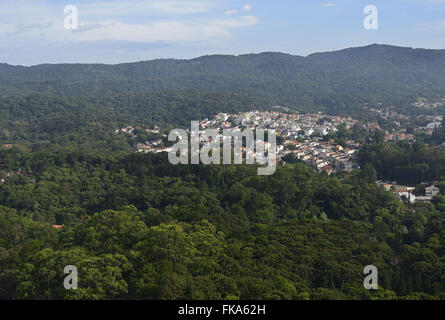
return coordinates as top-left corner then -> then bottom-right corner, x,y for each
1,0 -> 445,65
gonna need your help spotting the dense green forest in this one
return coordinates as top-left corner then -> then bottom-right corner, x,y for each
3,44 -> 445,114
358,141 -> 445,185
0,151 -> 444,300
1,44 -> 445,300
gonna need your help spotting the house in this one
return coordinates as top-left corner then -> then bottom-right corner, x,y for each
425,186 -> 440,198
216,113 -> 229,121
395,191 -> 416,204
426,122 -> 442,130
416,196 -> 433,203
145,128 -> 160,134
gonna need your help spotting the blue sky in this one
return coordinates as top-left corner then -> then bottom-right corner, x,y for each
1,0 -> 445,65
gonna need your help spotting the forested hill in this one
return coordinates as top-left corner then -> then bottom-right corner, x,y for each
1,45 -> 445,300
1,44 -> 445,110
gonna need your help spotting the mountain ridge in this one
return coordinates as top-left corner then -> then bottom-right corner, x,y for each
2,44 -> 445,68
1,44 -> 445,114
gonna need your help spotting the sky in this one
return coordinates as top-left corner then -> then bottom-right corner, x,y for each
1,0 -> 445,65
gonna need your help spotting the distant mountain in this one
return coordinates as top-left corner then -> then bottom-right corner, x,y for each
2,44 -> 445,112
2,44 -> 445,150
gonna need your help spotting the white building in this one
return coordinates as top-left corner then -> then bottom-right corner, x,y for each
425,186 -> 440,198
426,122 -> 442,129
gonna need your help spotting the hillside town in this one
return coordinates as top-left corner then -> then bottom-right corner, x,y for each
118,109 -> 364,175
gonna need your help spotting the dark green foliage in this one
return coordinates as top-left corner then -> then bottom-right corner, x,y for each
359,141 -> 445,184
1,44 -> 445,300
3,45 -> 445,109
0,151 -> 444,300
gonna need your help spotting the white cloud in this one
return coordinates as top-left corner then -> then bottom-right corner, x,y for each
242,4 -> 253,11
321,3 -> 337,7
6,16 -> 258,43
0,1 -> 213,22
0,1 -> 258,44
79,1 -> 213,16
225,9 -> 238,15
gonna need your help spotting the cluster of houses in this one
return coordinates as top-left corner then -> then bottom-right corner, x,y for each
383,117 -> 442,141
114,125 -> 171,153
215,110 -> 359,139
282,139 -> 360,174
385,132 -> 415,142
115,108 -> 442,176
122,110 -> 363,174
209,110 -> 361,174
136,139 -> 171,154
364,106 -> 410,121
115,125 -> 136,134
115,125 -> 162,135
364,104 -> 443,138
411,120 -> 443,136
412,99 -> 445,110
377,182 -> 441,204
